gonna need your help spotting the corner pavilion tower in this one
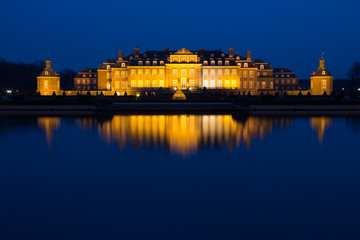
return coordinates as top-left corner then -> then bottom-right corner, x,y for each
37,60 -> 61,95
310,56 -> 333,95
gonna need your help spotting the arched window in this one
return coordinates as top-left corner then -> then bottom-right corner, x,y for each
244,63 -> 248,68
203,61 -> 208,65
211,61 -> 215,66
138,61 -> 143,66
153,61 -> 157,66
322,71 -> 326,75
218,61 -> 222,66
106,65 -> 110,70
225,61 -> 229,66
45,71 -> 48,75
260,65 -> 264,70
121,63 -> 126,68
146,61 -> 150,66
160,61 -> 164,66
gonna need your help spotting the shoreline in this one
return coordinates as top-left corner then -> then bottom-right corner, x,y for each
1,103 -> 360,116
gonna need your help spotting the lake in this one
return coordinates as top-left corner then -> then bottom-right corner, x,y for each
1,114 -> 360,239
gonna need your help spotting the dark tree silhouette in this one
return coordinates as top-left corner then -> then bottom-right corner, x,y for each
59,69 -> 77,90
347,61 -> 360,91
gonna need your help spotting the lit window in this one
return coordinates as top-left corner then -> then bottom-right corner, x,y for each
145,80 -> 150,87
146,61 -> 150,66
106,65 -> 110,70
203,80 -> 208,88
225,61 -> 229,66
262,81 -> 266,89
121,63 -> 126,67
121,81 -> 126,89
204,61 -> 208,65
210,69 -> 215,76
138,61 -> 143,66
77,79 -> 80,84
181,69 -> 186,76
232,69 -> 236,76
218,69 -> 222,76
322,71 -> 326,75
190,80 -> 195,86
83,74 -> 86,77
145,70 -> 150,76
131,70 -> 135,76
83,79 -> 86,84
131,81 -> 136,88
225,69 -> 229,76
181,58 -> 186,62
263,72 -> 267,76
260,65 -> 264,70
152,80 -> 157,87
159,80 -> 164,87
152,70 -> 157,76
173,69 -> 178,77
232,80 -> 236,88
211,61 -> 215,66
122,71 -> 126,78
203,70 -> 208,76
224,80 -> 229,88
106,73 -> 110,79
322,80 -> 326,89
190,69 -> 195,77
190,58 -> 195,62
249,81 -> 254,89
87,79 -> 90,84
244,71 -> 248,77
115,81 -> 120,89
244,81 -> 248,88
218,61 -> 222,66
292,79 -> 296,84
138,70 -> 143,76
44,80 -> 48,89
153,61 -> 157,66
217,80 -> 222,88
138,80 -> 143,88
160,61 -> 164,66
115,71 -> 120,78
93,79 -> 96,84
244,63 -> 248,68
159,70 -> 164,76
250,71 -> 254,78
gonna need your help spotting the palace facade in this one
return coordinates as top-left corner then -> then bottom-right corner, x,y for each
37,47 -> 333,96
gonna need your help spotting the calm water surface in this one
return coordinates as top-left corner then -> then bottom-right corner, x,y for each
1,114 -> 360,239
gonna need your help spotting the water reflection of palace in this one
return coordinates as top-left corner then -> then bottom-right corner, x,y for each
37,115 -> 333,154
310,117 -> 332,144
77,115 -> 275,156
37,117 -> 61,148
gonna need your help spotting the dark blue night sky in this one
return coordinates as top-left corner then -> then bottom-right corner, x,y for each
0,0 -> 359,78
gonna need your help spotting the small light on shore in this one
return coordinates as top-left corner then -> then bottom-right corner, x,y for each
189,87 -> 192,90
136,92 -> 140,97
6,90 -> 12,94
174,87 -> 177,91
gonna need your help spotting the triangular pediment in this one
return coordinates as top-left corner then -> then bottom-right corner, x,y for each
174,48 -> 194,55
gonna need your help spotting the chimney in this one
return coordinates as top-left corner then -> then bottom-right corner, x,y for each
199,48 -> 204,56
135,47 -> 140,58
229,48 -> 234,58
46,60 -> 51,67
118,51 -> 123,61
164,47 -> 169,54
246,51 -> 251,60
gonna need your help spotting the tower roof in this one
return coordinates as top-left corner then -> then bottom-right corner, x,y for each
39,60 -> 59,76
312,57 -> 332,77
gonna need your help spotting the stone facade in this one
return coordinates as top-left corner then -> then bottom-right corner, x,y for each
310,58 -> 333,95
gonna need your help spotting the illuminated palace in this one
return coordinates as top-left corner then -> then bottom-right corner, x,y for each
37,47 -> 333,96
